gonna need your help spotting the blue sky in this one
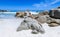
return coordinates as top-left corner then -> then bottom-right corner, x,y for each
0,0 -> 60,10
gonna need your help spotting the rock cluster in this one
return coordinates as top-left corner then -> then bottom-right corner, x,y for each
32,12 -> 60,27
0,10 -> 8,12
15,11 -> 33,18
16,11 -> 60,28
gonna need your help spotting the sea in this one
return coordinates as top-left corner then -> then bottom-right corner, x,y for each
0,10 -> 47,19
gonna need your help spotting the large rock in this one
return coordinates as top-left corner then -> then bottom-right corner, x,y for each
35,15 -> 49,24
39,11 -> 49,16
15,12 -> 26,18
46,17 -> 60,27
32,12 -> 49,24
48,23 -> 59,27
17,17 -> 45,34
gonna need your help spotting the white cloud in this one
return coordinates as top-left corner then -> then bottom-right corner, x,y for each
33,4 -> 41,8
32,0 -> 60,9
50,0 -> 60,5
33,2 -> 48,9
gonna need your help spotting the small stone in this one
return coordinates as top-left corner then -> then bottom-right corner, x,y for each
48,23 -> 59,27
31,30 -> 38,34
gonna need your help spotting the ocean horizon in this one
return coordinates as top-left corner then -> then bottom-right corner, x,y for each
0,10 -> 49,19
10,10 -> 45,12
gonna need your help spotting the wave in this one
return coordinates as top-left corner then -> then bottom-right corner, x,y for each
30,11 -> 39,14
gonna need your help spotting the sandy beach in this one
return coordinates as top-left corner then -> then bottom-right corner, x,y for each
0,17 -> 60,37
0,0 -> 60,37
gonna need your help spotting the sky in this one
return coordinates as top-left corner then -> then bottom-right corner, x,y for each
0,0 -> 60,10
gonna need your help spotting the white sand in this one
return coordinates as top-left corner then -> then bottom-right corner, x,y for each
0,18 -> 60,37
